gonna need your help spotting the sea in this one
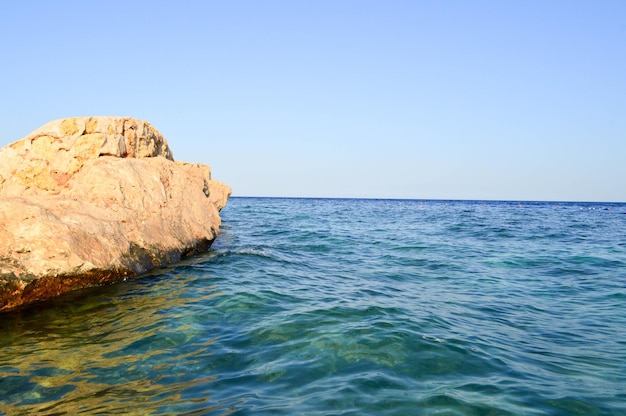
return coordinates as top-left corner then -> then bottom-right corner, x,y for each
1,197 -> 625,415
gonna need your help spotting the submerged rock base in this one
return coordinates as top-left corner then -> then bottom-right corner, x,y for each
0,117 -> 231,311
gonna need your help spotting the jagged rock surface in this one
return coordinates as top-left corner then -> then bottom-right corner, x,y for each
0,117 -> 231,311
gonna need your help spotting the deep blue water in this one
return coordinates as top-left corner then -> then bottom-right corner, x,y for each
1,197 -> 625,415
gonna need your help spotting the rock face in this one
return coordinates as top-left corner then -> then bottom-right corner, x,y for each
0,117 -> 231,311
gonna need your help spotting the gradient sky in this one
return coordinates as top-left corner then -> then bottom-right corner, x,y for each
1,1 -> 624,201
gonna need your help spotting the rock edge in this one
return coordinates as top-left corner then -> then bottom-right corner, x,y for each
0,117 -> 231,311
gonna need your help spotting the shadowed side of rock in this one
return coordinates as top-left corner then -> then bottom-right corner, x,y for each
0,117 -> 231,312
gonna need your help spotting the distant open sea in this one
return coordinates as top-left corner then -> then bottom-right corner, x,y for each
1,197 -> 625,415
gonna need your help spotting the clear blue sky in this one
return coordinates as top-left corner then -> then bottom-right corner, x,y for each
1,1 -> 624,201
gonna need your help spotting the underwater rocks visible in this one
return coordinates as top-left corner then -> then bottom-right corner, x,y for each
0,117 -> 231,311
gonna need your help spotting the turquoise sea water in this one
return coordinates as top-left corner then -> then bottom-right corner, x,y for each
1,197 -> 625,415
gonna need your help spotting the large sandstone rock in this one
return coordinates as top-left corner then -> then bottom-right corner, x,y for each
0,117 -> 231,311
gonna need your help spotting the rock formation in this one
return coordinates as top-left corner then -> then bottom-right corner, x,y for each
0,117 -> 231,311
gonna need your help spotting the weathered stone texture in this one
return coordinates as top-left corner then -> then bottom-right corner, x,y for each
0,117 -> 230,311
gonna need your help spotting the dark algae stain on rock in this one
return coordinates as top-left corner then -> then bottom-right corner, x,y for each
26,270 -> 135,301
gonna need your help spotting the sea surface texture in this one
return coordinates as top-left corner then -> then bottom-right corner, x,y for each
1,197 -> 625,415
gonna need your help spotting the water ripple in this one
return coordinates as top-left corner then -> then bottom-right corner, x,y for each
1,198 -> 625,415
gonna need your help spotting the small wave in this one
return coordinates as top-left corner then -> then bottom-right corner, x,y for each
3,198 -> 626,416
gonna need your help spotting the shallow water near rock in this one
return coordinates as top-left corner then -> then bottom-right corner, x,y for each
1,197 -> 625,415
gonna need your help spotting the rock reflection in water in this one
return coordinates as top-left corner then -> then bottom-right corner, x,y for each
0,270 -> 223,415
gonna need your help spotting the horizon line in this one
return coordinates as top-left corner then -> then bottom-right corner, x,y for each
228,195 -> 626,204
